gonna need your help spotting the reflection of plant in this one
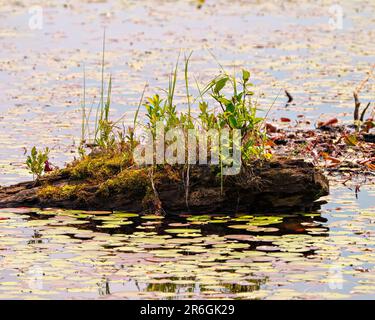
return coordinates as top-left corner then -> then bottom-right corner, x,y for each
26,146 -> 50,180
144,277 -> 266,298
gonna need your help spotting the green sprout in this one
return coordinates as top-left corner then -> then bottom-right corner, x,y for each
26,146 -> 50,180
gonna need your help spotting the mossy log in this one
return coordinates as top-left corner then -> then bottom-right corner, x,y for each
0,157 -> 329,214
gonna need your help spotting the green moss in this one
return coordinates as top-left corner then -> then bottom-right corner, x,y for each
96,168 -> 150,198
67,152 -> 130,181
38,184 -> 81,201
38,146 -> 154,204
38,147 -> 189,209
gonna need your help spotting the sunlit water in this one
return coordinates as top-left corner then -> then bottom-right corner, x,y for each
0,0 -> 374,299
0,183 -> 374,300
0,0 -> 374,183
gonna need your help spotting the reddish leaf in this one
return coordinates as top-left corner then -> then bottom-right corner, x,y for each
280,117 -> 291,122
318,118 -> 338,127
265,123 -> 277,133
326,156 -> 341,164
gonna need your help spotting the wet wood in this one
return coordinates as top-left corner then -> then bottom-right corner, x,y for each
0,158 -> 329,214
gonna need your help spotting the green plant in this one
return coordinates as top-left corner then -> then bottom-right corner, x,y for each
26,146 -> 50,180
73,50 -> 273,213
125,84 -> 147,151
196,68 -> 270,161
79,31 -> 118,154
79,50 -> 271,171
144,94 -> 166,138
209,71 -> 259,132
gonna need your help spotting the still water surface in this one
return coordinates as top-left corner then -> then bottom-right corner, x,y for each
0,0 -> 374,299
0,183 -> 374,299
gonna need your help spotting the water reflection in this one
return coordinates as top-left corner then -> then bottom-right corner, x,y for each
0,204 -> 333,299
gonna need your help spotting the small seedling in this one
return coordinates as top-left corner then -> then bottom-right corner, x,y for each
26,146 -> 50,180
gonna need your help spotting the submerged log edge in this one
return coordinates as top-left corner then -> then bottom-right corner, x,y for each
0,158 -> 329,214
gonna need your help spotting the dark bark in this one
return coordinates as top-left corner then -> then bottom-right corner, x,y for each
0,158 -> 329,214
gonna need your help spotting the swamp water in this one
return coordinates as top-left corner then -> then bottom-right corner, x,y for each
0,183 -> 375,299
0,0 -> 374,299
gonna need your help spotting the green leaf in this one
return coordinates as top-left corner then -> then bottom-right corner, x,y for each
344,134 -> 358,146
242,69 -> 250,83
31,146 -> 37,158
217,97 -> 231,107
225,103 -> 235,113
228,115 -> 238,128
199,101 -> 208,112
214,77 -> 228,94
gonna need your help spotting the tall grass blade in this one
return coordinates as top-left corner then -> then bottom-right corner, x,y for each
184,51 -> 193,123
167,52 -> 180,109
105,74 -> 112,121
81,64 -> 86,144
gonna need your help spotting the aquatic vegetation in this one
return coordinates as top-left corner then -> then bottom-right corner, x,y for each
79,32 -> 117,153
352,65 -> 374,130
2,187 -> 375,300
25,146 -> 50,180
29,48 -> 279,213
0,0 -> 374,302
77,48 -> 271,167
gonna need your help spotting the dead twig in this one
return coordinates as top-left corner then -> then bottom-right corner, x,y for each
353,64 -> 374,123
285,90 -> 293,103
360,102 -> 371,122
353,92 -> 361,122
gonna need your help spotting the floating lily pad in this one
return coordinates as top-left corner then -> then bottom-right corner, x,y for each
165,228 -> 200,234
141,215 -> 164,220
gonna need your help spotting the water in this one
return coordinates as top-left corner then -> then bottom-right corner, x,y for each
0,0 -> 374,299
0,183 -> 374,299
0,0 -> 374,184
